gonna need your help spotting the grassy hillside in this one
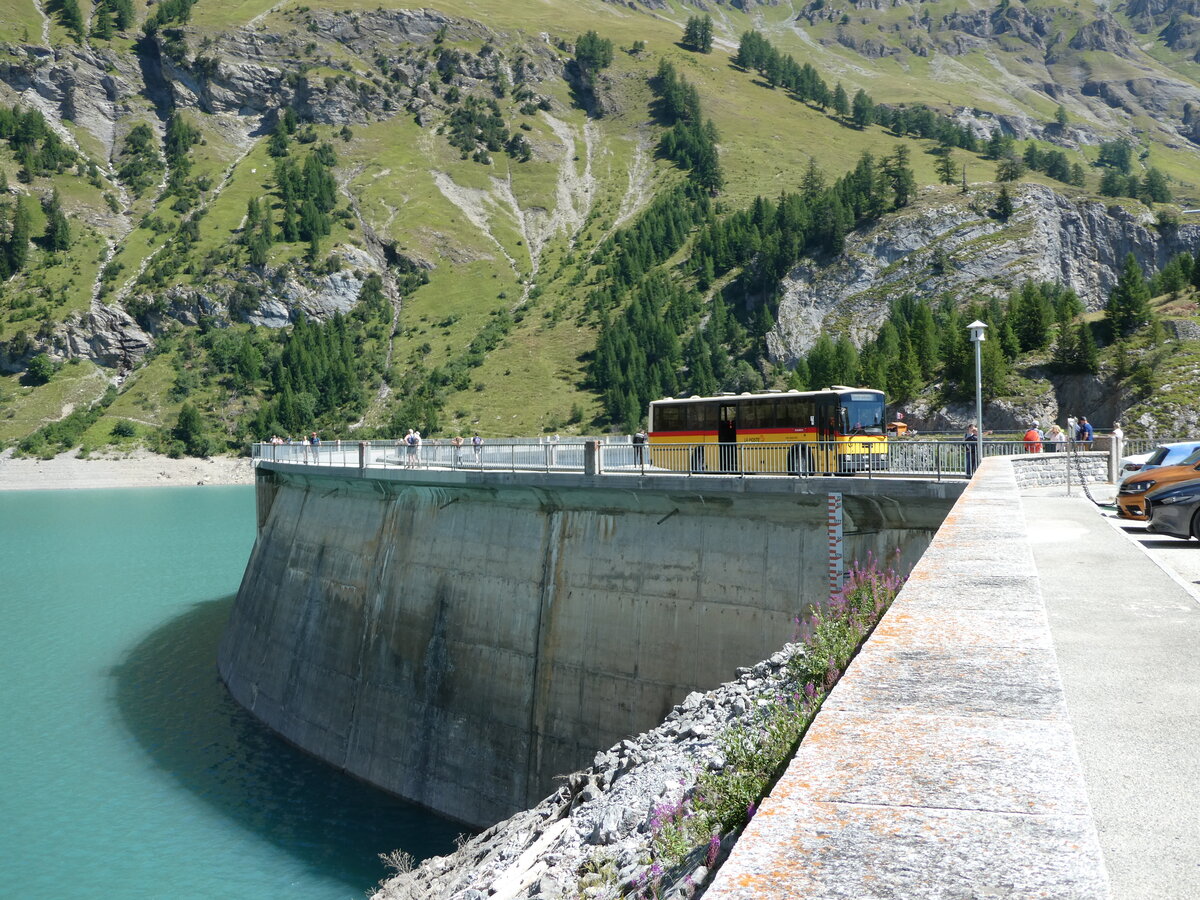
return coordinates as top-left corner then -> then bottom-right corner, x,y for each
1,0 -> 1199,451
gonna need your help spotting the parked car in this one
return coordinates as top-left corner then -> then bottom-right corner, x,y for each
1119,440 -> 1200,483
1145,477 -> 1200,540
1117,448 -> 1200,520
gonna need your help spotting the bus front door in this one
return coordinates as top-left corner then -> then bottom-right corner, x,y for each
719,405 -> 738,472
817,402 -> 838,474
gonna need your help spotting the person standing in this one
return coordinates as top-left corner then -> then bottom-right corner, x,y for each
412,430 -> 423,468
404,429 -> 417,468
963,423 -> 981,476
1076,416 -> 1094,448
1045,423 -> 1065,453
633,428 -> 647,466
1023,421 -> 1043,453
451,434 -> 464,468
472,433 -> 483,465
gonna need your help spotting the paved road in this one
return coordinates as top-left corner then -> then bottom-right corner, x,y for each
1021,488 -> 1200,899
1106,514 -> 1200,603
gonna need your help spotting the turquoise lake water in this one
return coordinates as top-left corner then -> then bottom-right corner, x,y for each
0,485 -> 460,898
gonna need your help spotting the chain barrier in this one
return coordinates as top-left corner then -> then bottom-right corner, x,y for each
1065,439 -> 1107,507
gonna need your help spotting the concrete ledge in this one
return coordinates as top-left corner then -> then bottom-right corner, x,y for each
705,456 -> 1110,899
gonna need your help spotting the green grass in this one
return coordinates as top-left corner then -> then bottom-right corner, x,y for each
0,0 -> 43,44
0,360 -> 107,445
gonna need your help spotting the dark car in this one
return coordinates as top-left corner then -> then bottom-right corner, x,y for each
1145,478 -> 1200,541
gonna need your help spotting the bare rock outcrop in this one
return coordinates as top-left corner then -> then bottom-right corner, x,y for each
767,184 -> 1200,362
373,648 -> 803,900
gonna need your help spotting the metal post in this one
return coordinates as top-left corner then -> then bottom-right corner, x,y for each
968,320 -> 988,460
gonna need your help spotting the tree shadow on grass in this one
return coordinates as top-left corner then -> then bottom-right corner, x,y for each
111,596 -> 464,894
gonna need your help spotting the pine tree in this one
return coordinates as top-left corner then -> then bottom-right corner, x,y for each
42,189 -> 70,251
788,356 -> 809,391
7,196 -> 31,273
935,151 -> 958,185
1051,305 -> 1076,371
994,184 -> 1013,220
111,0 -> 134,28
851,89 -> 874,128
995,155 -> 1024,183
884,145 -> 915,208
832,83 -> 849,119
173,402 -> 208,456
887,338 -> 921,402
807,333 -> 837,389
1072,321 -> 1098,373
1140,167 -> 1171,204
1106,253 -> 1152,337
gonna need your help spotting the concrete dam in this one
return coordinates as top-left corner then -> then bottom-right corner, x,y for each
218,461 -> 964,827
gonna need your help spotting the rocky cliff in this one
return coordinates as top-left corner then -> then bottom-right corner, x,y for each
768,184 -> 1200,362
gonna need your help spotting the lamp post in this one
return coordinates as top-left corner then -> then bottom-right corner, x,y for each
967,320 -> 988,442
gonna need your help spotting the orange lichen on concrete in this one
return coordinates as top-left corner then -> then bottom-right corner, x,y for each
705,457 -> 1110,900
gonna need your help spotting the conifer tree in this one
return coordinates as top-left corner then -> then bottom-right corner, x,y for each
832,83 -> 849,119
1106,252 -> 1152,336
42,189 -> 70,251
1051,305 -> 1076,371
807,332 -> 837,389
884,145 -> 915,208
7,195 -> 31,273
851,89 -> 874,128
935,151 -> 958,185
682,15 -> 713,53
887,338 -> 921,402
994,184 -> 1014,220
788,356 -> 809,391
1072,321 -> 1099,373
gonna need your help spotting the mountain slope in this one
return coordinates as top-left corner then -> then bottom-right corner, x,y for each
0,0 -> 1198,451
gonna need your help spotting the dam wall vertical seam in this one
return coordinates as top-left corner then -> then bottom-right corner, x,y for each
220,469 -> 961,826
526,508 -> 564,805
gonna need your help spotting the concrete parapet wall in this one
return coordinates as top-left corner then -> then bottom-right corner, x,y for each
706,456 -> 1109,898
219,464 -> 961,827
1009,451 -> 1110,489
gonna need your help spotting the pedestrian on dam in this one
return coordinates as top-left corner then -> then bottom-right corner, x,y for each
633,428 -> 647,465
472,433 -> 483,465
404,429 -> 417,468
451,434 -> 464,468
413,430 -> 423,467
963,423 -> 980,476
1045,423 -> 1065,453
1076,416 -> 1094,448
1023,422 -> 1043,453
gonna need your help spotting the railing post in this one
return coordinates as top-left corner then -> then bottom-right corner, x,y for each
584,440 -> 601,476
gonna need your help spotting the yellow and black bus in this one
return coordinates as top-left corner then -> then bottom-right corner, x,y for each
647,387 -> 888,474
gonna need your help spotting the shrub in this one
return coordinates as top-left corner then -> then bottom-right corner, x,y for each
644,553 -> 905,885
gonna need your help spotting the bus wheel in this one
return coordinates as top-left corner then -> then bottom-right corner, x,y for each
787,445 -> 810,476
690,447 -> 706,473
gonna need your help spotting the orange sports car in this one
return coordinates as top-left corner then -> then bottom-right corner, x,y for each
1116,448 -> 1200,520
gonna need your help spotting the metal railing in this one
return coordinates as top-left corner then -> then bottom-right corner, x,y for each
250,438 -> 1027,480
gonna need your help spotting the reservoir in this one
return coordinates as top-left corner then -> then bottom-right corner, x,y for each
0,485 -> 460,899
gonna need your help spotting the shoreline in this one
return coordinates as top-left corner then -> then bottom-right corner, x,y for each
0,449 -> 255,492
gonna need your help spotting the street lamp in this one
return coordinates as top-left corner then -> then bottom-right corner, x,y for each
967,320 -> 988,441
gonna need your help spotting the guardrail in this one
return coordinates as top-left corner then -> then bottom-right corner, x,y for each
250,437 -> 1084,480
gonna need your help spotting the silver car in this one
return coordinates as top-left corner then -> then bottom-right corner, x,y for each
1119,441 -> 1200,483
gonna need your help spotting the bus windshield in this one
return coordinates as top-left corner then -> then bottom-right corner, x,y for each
842,393 -> 885,435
